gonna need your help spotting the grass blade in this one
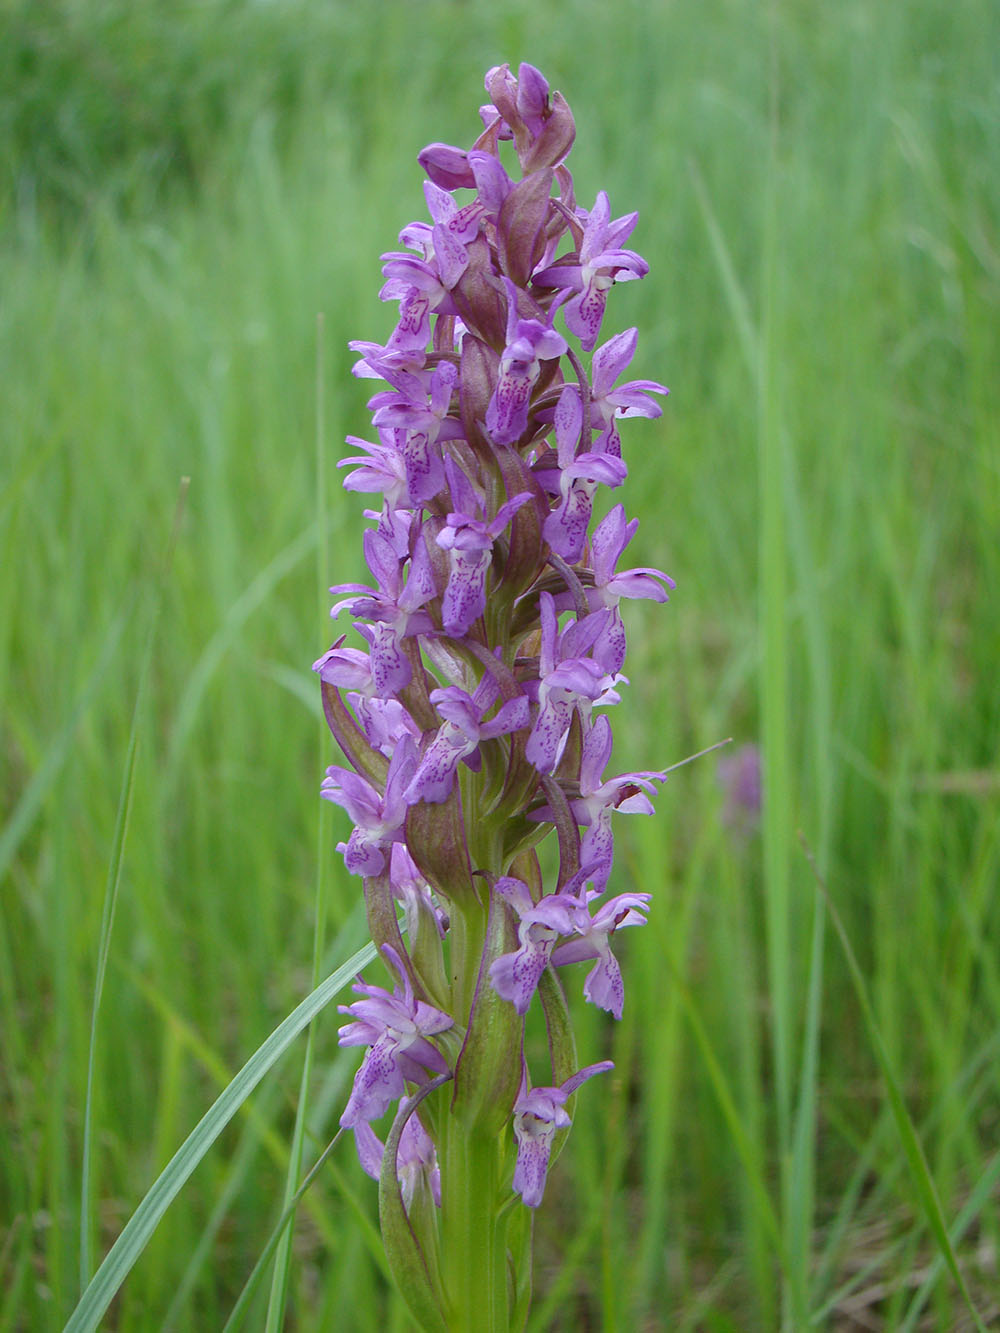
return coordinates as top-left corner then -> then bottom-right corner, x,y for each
225,1133 -> 343,1333
665,953 -> 788,1277
264,312 -> 330,1331
63,941 -> 378,1333
799,835 -> 989,1333
80,477 -> 189,1290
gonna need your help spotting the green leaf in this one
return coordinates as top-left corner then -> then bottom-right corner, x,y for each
800,836 -> 989,1333
64,943 -> 378,1333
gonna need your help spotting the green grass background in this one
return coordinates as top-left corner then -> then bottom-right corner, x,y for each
2,0 -> 998,1328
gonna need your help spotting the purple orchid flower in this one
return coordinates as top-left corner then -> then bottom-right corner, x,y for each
411,180 -> 483,289
435,458 -> 533,635
388,843 -> 448,940
467,149 -> 513,221
330,527 -> 437,697
485,278 -> 568,445
482,63 -> 575,173
349,339 -> 427,384
369,360 -> 465,505
352,1100 -> 443,1208
379,207 -> 466,354
488,865 -> 594,1015
339,945 -> 453,1128
316,64 -> 677,1272
347,694 -> 422,759
542,384 -> 627,561
338,430 -> 413,514
550,887 -> 651,1019
406,673 -> 530,805
524,593 -> 622,774
567,504 -> 676,673
511,1062 -> 613,1207
313,640 -> 375,695
321,735 -> 419,876
568,715 -> 665,892
534,191 -> 649,350
417,141 -> 478,192
584,326 -> 668,457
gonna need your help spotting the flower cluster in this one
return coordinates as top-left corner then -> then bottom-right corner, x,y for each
314,61 -> 672,1325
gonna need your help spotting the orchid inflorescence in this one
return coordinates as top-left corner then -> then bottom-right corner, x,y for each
314,61 -> 672,1330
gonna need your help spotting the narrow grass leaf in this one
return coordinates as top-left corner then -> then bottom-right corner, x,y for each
163,520 -> 319,794
80,477 -> 189,1290
799,835 -> 989,1333
224,1133 -> 343,1333
0,597 -> 131,882
263,313 -> 331,1332
63,942 -> 378,1333
665,954 -> 788,1276
899,1149 -> 1000,1331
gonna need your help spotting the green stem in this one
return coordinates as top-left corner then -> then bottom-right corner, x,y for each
439,1118 -> 507,1332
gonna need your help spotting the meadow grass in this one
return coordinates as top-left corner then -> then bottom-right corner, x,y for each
2,0 -> 998,1328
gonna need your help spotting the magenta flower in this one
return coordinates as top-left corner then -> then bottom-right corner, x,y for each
485,278 -> 568,445
339,946 -> 453,1128
314,62 -> 679,1327
512,1063 -> 613,1207
534,191 -> 649,350
406,677 -> 529,805
551,888 -> 652,1019
524,593 -> 622,774
321,736 -> 418,876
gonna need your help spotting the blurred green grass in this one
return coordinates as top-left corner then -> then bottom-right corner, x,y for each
2,0 -> 998,1328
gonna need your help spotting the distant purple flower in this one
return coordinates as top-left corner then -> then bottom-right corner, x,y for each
718,744 -> 762,828
512,1062 -> 613,1207
339,946 -> 453,1128
313,640 -> 375,695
